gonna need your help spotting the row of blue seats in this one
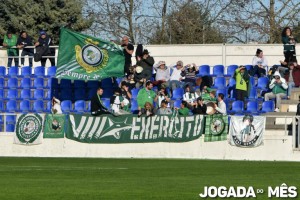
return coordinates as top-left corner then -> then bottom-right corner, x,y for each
0,77 -> 50,89
0,89 -> 51,100
0,66 -> 57,78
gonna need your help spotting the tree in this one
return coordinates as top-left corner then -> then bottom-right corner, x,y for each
149,1 -> 225,44
218,0 -> 300,43
0,0 -> 93,44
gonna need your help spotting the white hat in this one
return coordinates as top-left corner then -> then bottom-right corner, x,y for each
136,66 -> 143,73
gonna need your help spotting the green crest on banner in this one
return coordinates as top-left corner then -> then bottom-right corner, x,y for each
16,114 -> 43,144
56,28 -> 125,80
43,114 -> 65,138
204,114 -> 228,142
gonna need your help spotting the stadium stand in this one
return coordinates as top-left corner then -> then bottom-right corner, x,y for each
197,65 -> 210,76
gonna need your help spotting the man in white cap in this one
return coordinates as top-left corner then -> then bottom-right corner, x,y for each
153,61 -> 170,88
167,60 -> 185,91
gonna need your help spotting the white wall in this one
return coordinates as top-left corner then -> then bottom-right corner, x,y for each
0,130 -> 299,161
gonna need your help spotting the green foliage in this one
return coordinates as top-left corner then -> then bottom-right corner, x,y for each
150,2 -> 224,44
0,0 -> 93,44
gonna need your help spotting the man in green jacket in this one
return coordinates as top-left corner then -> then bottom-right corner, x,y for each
234,65 -> 249,101
137,81 -> 158,115
264,71 -> 288,112
177,100 -> 190,116
3,31 -> 19,67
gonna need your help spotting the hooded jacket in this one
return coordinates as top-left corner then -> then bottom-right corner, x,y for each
269,71 -> 288,94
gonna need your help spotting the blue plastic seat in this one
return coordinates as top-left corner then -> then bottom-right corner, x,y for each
74,88 -> 86,101
225,65 -> 238,77
34,66 -> 45,77
116,77 -> 123,86
48,78 -> 59,89
0,89 -> 4,99
60,88 -> 73,101
20,66 -> 32,77
245,101 -> 259,114
197,65 -> 210,77
6,115 -> 16,132
0,78 -> 4,88
227,78 -> 236,88
20,77 -> 31,89
87,80 -> 100,89
7,66 -> 18,77
173,99 -> 182,108
229,100 -> 244,114
6,100 -> 17,112
171,88 -> 184,100
32,89 -> 44,100
212,77 -> 226,89
33,78 -> 44,89
0,66 -> 6,77
61,100 -> 72,113
249,76 -> 255,87
20,89 -> 31,100
244,64 -> 253,72
260,100 -> 274,113
74,80 -> 86,88
256,77 -> 269,90
6,89 -> 18,100
213,65 -> 225,76
0,101 -> 4,112
131,88 -> 140,99
60,79 -> 72,89
246,88 -> 257,100
101,78 -> 114,88
130,99 -> 138,114
46,66 -> 57,78
6,77 -> 18,88
74,100 -> 85,113
19,100 -> 30,113
32,100 -> 44,113
44,90 -> 51,100
102,99 -> 111,109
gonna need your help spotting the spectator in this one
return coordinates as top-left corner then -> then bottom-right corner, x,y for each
91,87 -> 111,116
251,49 -> 268,77
157,99 -> 172,115
137,81 -> 158,115
34,31 -> 55,67
264,71 -> 288,112
17,31 -> 34,67
136,49 -> 155,82
214,93 -> 226,115
192,97 -> 207,115
234,65 -> 250,101
120,81 -> 132,110
168,60 -> 185,91
153,61 -> 170,87
110,88 -> 130,115
51,97 -> 62,114
3,30 -> 19,67
176,100 -> 190,116
181,63 -> 199,87
134,66 -> 146,88
285,62 -> 300,99
157,85 -> 170,108
138,102 -> 155,117
121,36 -> 134,75
183,84 -> 198,108
281,27 -> 297,64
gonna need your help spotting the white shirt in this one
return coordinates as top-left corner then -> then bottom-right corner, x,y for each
52,103 -> 62,114
183,92 -> 198,103
252,56 -> 268,67
170,67 -> 184,81
215,100 -> 226,115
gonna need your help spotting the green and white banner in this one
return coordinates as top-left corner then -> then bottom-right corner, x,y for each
229,115 -> 265,147
43,114 -> 65,138
14,114 -> 44,145
66,114 -> 205,143
56,28 -> 125,80
204,114 -> 228,142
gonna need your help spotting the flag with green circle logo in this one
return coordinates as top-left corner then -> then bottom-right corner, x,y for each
204,114 -> 228,142
14,114 -> 44,145
56,28 -> 125,80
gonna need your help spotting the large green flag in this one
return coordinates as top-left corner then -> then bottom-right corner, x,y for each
43,114 -> 65,138
56,28 -> 125,80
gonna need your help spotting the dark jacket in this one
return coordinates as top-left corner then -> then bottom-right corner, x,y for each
17,36 -> 34,53
37,36 -> 55,54
91,94 -> 108,113
136,56 -> 155,72
192,104 -> 207,115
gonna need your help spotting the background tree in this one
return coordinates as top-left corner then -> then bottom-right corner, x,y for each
218,0 -> 300,43
0,0 -> 93,44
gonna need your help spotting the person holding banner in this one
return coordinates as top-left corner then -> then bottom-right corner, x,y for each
91,87 -> 111,116
121,36 -> 134,75
214,93 -> 227,115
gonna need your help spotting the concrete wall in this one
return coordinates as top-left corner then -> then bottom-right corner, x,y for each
0,130 -> 299,161
0,44 -> 297,69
